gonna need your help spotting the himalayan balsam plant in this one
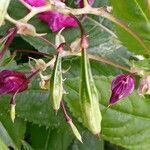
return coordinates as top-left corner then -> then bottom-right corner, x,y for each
0,0 -> 150,149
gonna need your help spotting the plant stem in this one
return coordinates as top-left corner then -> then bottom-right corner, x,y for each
0,27 -> 17,59
5,14 -> 18,25
61,100 -> 72,122
19,0 -> 32,10
21,5 -> 52,22
13,49 -> 52,58
27,69 -> 40,79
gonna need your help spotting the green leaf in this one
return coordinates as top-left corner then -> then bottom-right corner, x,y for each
0,51 -> 17,69
0,122 -> 16,149
64,76 -> 150,149
111,0 -> 150,55
21,140 -> 34,150
132,58 -> 150,71
71,132 -> 104,150
26,123 -> 74,150
0,119 -> 26,150
0,137 -> 8,150
21,35 -> 55,54
43,127 -> 74,150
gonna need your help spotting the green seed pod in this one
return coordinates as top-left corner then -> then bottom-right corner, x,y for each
80,48 -> 102,135
0,0 -> 11,27
69,120 -> 82,143
50,52 -> 63,111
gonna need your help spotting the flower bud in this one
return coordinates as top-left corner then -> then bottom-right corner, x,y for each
81,35 -> 89,49
138,75 -> 150,96
0,70 -> 30,122
109,74 -> 135,105
0,70 -> 29,94
24,0 -> 78,32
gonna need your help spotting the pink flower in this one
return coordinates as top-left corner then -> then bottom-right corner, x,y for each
24,0 -> 77,32
76,0 -> 95,8
109,74 -> 135,105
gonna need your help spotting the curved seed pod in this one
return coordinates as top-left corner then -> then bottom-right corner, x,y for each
0,0 -> 11,26
80,48 -> 102,135
50,52 -> 63,112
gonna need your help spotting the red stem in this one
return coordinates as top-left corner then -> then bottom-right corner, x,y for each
61,100 -> 72,123
0,27 -> 17,59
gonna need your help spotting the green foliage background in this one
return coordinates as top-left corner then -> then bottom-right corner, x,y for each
0,0 -> 150,149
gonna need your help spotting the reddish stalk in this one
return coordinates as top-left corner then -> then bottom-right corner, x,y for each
61,100 -> 72,123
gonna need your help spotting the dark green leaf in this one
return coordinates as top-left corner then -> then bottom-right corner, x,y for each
26,123 -> 74,150
71,132 -> 104,150
111,0 -> 150,55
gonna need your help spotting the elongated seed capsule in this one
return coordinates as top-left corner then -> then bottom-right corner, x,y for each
68,120 -> 83,143
50,52 -> 63,112
80,48 -> 102,135
0,0 -> 11,26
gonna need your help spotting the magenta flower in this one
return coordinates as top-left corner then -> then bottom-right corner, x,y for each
76,0 -> 95,7
24,0 -> 77,32
109,74 -> 135,105
0,70 -> 29,95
